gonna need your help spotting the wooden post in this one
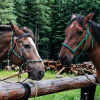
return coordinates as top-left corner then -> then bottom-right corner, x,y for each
0,75 -> 96,100
81,84 -> 96,100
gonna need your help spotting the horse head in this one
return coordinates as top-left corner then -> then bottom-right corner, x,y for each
59,13 -> 94,67
9,23 -> 45,80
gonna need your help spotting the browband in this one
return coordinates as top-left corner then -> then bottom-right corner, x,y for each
15,32 -> 31,40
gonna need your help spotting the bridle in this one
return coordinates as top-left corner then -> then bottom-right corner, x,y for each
62,24 -> 94,59
8,31 -> 43,72
62,24 -> 99,85
0,31 -> 41,98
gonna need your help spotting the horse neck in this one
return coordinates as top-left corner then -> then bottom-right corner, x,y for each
0,32 -> 11,62
86,23 -> 100,69
87,41 -> 100,69
86,28 -> 100,83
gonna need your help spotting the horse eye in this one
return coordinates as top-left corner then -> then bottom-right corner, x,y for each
78,30 -> 83,35
23,44 -> 30,49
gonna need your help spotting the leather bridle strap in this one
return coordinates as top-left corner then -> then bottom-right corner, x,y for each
15,32 -> 31,40
62,24 -> 94,59
8,31 -> 42,73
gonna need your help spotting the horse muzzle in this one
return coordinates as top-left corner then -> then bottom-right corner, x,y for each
59,54 -> 73,67
28,68 -> 44,80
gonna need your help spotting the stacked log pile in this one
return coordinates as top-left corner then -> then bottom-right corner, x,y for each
44,60 -> 96,75
70,62 -> 96,75
44,60 -> 68,72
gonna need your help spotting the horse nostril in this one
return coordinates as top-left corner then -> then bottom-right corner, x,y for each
60,55 -> 68,65
62,55 -> 67,61
39,71 -> 44,77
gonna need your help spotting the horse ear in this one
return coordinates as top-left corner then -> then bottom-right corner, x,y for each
10,22 -> 19,33
71,14 -> 76,20
10,22 -> 23,36
84,13 -> 94,23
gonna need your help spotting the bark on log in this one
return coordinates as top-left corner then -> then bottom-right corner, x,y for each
0,75 -> 96,100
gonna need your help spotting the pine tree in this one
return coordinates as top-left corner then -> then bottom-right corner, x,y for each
12,0 -> 100,60
49,0 -> 65,60
14,0 -> 25,26
24,0 -> 52,59
0,0 -> 16,24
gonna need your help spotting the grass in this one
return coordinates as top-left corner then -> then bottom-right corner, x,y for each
0,70 -> 28,82
29,86 -> 100,100
29,89 -> 80,100
0,70 -> 100,100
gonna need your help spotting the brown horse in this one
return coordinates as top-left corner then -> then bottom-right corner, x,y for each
0,23 -> 45,80
59,13 -> 100,83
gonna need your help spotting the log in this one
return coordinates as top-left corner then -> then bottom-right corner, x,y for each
0,75 -> 96,100
56,67 -> 65,75
44,60 -> 96,75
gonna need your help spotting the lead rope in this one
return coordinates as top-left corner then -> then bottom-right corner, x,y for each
29,81 -> 38,100
75,56 -> 97,85
74,27 -> 99,85
0,70 -> 28,83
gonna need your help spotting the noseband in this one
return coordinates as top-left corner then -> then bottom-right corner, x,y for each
8,31 -> 42,72
62,24 -> 94,58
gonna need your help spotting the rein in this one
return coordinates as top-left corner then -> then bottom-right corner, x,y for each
0,70 -> 29,82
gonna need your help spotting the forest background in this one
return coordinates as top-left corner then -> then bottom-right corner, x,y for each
0,0 -> 100,62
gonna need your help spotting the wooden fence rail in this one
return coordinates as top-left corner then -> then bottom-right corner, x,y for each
0,75 -> 96,100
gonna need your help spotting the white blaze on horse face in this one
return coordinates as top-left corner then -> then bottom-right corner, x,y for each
14,37 -> 17,40
28,37 -> 41,59
70,23 -> 74,28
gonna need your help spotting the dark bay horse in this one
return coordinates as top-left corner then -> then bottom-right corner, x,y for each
59,13 -> 100,83
0,23 -> 45,80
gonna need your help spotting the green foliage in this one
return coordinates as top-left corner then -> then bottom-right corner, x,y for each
24,0 -> 52,59
49,0 -> 100,60
14,0 -> 25,26
0,0 -> 16,24
0,0 -> 100,61
13,0 -> 100,61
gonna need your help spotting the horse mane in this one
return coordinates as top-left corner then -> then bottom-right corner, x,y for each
69,14 -> 100,44
0,25 -> 34,38
69,14 -> 85,28
89,21 -> 100,44
0,25 -> 11,32
21,27 -> 34,38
